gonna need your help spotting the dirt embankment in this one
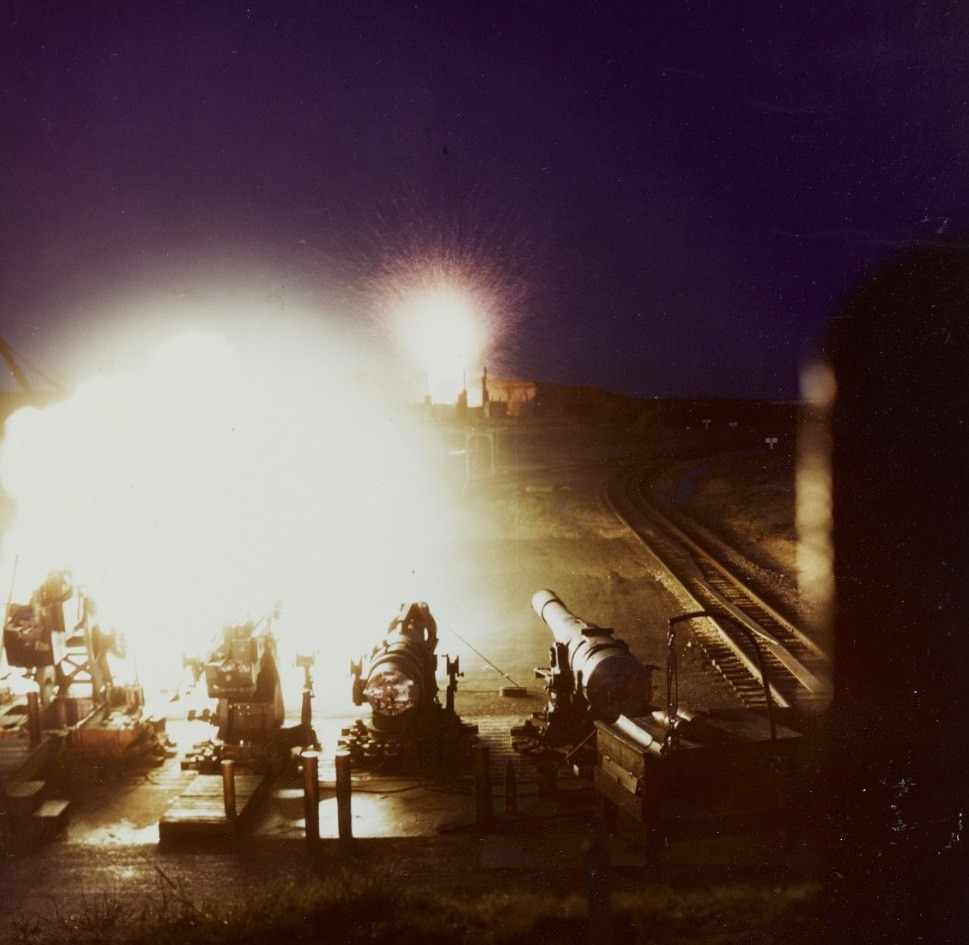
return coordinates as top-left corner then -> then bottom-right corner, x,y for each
650,444 -> 797,575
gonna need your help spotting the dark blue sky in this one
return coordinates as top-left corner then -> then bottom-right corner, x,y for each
2,1 -> 967,398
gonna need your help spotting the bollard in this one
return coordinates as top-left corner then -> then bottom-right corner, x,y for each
222,759 -> 237,822
503,758 -> 518,814
587,838 -> 612,945
26,692 -> 41,748
335,749 -> 353,849
301,689 -> 313,735
473,743 -> 493,826
301,750 -> 320,841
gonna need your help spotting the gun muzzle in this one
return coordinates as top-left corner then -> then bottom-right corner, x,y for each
355,602 -> 441,733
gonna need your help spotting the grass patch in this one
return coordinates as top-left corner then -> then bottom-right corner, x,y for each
3,870 -> 822,945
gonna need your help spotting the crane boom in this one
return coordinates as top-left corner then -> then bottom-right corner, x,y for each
0,336 -> 66,393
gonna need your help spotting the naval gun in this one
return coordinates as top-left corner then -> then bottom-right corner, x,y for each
201,619 -> 285,744
512,589 -> 657,760
343,602 -> 477,770
182,617 -> 317,774
515,593 -> 807,844
1,570 -> 167,780
2,571 -> 122,714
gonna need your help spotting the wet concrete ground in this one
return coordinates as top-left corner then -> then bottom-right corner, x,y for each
0,697 -> 818,934
35,698 -> 555,839
0,703 -> 634,929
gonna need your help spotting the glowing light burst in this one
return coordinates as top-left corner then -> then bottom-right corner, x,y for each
0,326 -> 458,704
362,197 -> 532,407
396,282 -> 489,405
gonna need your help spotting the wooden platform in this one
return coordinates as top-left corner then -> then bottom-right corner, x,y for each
1,734 -> 54,785
158,772 -> 272,841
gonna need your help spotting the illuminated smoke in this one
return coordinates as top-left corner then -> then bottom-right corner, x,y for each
0,325 -> 457,703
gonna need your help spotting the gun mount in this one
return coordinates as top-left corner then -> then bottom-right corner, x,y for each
1,572 -> 169,845
512,589 -> 657,762
344,602 -> 476,770
1,570 -> 148,728
182,618 -> 316,774
514,594 -> 808,845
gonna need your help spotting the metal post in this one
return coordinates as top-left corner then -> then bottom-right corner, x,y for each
335,749 -> 353,848
665,612 -> 712,752
473,743 -> 493,825
503,758 -> 518,814
668,611 -> 777,744
301,689 -> 313,734
26,692 -> 41,748
222,759 -> 237,821
302,750 -> 320,841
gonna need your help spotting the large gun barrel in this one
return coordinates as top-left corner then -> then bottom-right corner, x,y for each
531,589 -> 653,722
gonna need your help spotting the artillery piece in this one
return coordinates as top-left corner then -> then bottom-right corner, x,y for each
343,602 -> 476,770
512,589 -> 657,762
182,618 -> 316,774
513,591 -> 806,845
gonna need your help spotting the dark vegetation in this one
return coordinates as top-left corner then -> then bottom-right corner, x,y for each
5,869 -> 821,945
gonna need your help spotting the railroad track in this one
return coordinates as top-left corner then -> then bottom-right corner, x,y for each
604,463 -> 832,717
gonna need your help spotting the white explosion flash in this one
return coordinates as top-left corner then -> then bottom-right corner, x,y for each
0,325 -> 456,705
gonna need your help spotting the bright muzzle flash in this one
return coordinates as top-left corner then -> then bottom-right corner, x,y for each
0,325 -> 452,704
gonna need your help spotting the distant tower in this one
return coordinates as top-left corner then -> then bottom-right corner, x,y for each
482,366 -> 490,419
456,374 -> 468,422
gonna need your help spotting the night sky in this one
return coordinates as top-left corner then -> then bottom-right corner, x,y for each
2,1 -> 968,399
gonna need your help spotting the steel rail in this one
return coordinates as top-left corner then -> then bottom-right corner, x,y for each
630,469 -> 830,663
603,464 -> 832,713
